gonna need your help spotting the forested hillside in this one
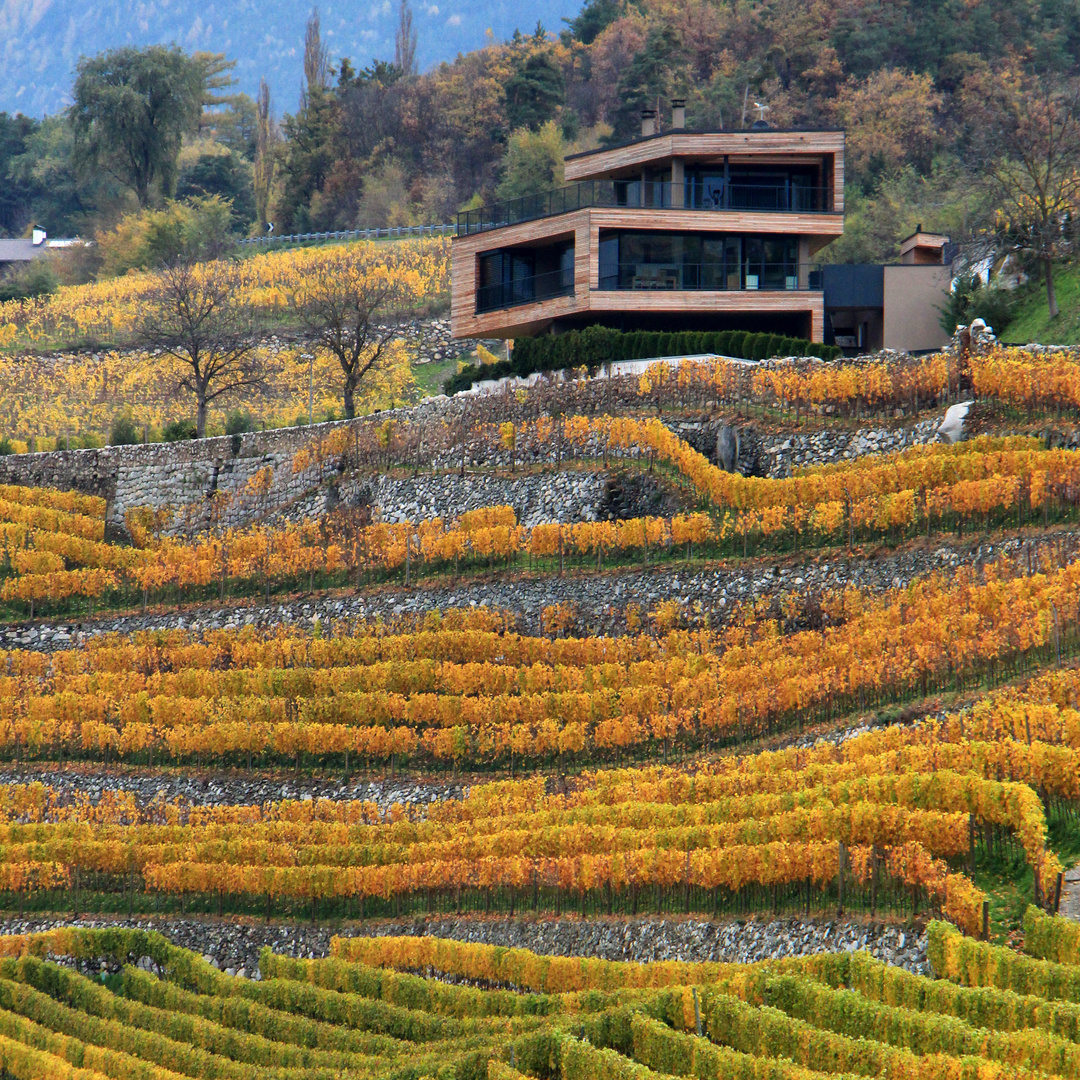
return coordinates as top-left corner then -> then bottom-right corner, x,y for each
0,0 -> 1077,311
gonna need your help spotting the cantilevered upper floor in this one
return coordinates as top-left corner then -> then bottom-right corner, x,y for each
458,125 -> 845,236
451,113 -> 845,343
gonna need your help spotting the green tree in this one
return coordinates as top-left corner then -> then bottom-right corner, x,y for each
562,0 -> 624,45
69,46 -> 205,207
496,121 -> 566,200
177,151 -> 255,229
505,49 -> 566,132
606,25 -> 681,141
7,115 -> 117,237
275,9 -> 338,231
0,113 -> 39,236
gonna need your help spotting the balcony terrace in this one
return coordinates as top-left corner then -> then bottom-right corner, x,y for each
457,178 -> 836,237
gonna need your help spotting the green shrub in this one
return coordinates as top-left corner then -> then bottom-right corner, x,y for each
225,409 -> 255,436
446,327 -> 833,391
162,419 -> 197,442
109,412 -> 140,446
0,437 -> 12,456
0,258 -> 59,303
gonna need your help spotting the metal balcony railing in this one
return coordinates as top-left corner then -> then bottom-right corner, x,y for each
475,267 -> 576,313
457,180 -> 834,235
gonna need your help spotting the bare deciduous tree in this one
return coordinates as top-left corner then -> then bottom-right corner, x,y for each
287,246 -> 417,419
134,260 -> 264,437
964,68 -> 1080,320
394,0 -> 418,77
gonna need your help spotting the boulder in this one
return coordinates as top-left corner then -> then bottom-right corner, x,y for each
717,425 -> 740,473
936,400 -> 974,444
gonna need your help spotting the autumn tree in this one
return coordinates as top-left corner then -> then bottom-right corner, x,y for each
832,69 -> 942,189
963,68 -> 1080,320
133,260 -> 264,438
287,245 -> 424,418
253,79 -> 278,233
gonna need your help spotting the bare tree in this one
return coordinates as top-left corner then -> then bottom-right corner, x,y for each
287,246 -> 415,419
964,68 -> 1080,320
134,261 -> 264,437
394,0 -> 418,76
301,7 -> 330,108
254,78 -> 278,231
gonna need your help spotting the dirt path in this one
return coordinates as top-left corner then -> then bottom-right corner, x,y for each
1058,868 -> 1080,920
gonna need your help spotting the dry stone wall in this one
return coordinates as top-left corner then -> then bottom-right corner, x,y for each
0,368 -> 978,537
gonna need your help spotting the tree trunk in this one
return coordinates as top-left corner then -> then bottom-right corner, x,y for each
1044,257 -> 1060,320
196,395 -> 208,439
343,378 -> 356,420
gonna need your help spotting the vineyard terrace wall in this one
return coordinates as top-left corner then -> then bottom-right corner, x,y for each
0,414 -> 945,538
0,366 -> 989,538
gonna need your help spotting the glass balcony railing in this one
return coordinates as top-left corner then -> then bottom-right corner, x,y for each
457,180 -> 834,235
597,262 -> 823,292
475,267 -> 576,313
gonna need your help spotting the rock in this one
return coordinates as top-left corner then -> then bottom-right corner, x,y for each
717,425 -> 740,473
936,400 -> 974,444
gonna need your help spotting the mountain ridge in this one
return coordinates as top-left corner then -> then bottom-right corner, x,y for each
0,0 -> 578,117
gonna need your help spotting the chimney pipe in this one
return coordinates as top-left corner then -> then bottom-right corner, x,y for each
671,99 -> 686,130
641,108 -> 657,137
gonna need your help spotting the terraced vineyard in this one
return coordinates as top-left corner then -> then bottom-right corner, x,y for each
0,919 -> 1073,1079
1,311 -> 1080,1078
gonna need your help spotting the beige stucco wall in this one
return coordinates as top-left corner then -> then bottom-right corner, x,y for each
883,264 -> 952,352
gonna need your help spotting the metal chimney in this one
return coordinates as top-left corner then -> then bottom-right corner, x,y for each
641,108 -> 657,137
671,99 -> 686,130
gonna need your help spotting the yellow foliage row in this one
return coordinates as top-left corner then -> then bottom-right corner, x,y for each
0,239 -> 448,346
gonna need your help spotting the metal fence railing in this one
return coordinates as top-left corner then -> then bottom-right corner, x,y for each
238,223 -> 457,248
457,179 -> 836,235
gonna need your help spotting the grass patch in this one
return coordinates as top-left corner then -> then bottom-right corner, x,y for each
411,356 -> 465,400
971,805 -> 1080,945
1002,263 -> 1080,345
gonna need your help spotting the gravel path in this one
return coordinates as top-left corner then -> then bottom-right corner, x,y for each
0,913 -> 930,981
2,531 -> 1073,651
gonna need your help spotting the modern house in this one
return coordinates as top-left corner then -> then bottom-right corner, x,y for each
451,105 -> 956,353
452,105 -> 844,343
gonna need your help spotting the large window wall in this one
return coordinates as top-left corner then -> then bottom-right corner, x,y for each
598,231 -> 813,292
476,242 -> 575,312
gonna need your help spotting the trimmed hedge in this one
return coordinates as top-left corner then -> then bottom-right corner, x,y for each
445,328 -> 841,394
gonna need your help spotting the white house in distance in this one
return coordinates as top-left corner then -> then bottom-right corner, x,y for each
0,228 -> 80,272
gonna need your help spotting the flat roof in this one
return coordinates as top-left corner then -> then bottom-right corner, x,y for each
565,127 -> 846,162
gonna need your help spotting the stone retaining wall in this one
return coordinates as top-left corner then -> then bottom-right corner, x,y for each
0,377 -> 960,536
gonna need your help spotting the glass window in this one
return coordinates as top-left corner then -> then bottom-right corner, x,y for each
599,236 -> 618,290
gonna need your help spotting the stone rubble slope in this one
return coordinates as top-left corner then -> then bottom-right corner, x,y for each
0,913 -> 930,982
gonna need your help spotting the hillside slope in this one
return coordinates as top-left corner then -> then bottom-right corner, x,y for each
1003,265 -> 1080,345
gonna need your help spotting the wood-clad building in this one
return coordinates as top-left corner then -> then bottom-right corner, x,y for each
451,112 -> 845,343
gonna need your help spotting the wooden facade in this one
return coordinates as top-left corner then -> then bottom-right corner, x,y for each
451,129 -> 844,343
